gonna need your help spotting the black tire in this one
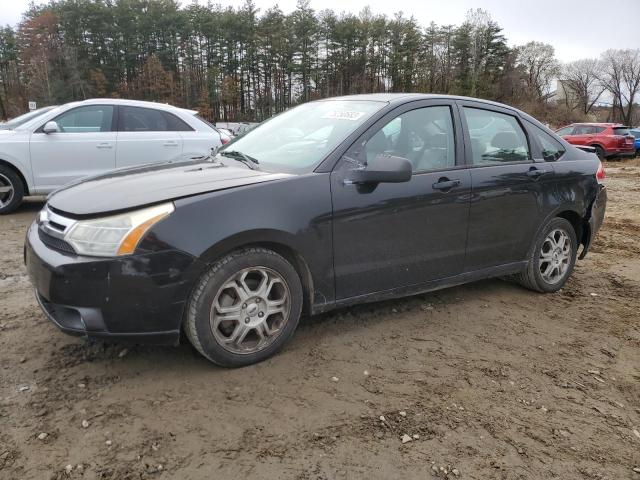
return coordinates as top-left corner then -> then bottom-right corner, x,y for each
0,164 -> 24,215
185,247 -> 303,367
516,217 -> 577,293
593,145 -> 605,160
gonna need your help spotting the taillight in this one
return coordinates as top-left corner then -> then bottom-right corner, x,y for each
596,160 -> 606,183
221,137 -> 229,145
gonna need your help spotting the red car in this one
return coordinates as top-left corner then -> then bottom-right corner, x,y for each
555,123 -> 636,159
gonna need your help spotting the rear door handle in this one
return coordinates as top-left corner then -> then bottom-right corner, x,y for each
163,141 -> 179,147
432,178 -> 461,190
526,167 -> 549,179
96,142 -> 113,149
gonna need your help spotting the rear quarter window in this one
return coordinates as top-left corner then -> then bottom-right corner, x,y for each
613,127 -> 630,136
530,124 -> 565,161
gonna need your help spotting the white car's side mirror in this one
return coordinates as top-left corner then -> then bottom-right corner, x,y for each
43,121 -> 60,134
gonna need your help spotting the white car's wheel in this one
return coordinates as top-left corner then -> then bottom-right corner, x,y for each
0,165 -> 24,214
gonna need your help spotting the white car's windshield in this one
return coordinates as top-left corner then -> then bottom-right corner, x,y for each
2,106 -> 57,129
219,100 -> 386,172
17,105 -> 66,131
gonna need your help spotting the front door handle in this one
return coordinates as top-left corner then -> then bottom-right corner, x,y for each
432,178 -> 460,191
526,167 -> 549,179
163,141 -> 179,147
96,142 -> 113,149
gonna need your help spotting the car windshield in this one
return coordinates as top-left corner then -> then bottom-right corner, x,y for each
218,100 -> 386,172
2,106 -> 56,129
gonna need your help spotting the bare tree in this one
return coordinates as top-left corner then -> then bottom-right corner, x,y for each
598,49 -> 640,125
560,58 -> 605,115
516,41 -> 560,101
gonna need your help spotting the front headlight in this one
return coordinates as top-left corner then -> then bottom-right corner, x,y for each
64,203 -> 174,257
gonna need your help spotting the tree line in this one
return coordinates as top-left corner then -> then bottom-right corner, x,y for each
0,0 -> 638,126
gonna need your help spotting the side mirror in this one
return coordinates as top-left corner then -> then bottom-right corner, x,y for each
43,121 -> 60,134
346,154 -> 412,184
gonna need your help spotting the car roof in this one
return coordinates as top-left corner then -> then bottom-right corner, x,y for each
570,122 -> 624,127
319,93 -> 517,110
60,98 -> 198,115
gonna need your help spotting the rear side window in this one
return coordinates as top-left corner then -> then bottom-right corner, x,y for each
120,106 -> 193,132
530,125 -> 565,161
613,127 -> 630,136
54,105 -> 114,133
463,107 -> 530,165
573,125 -> 601,135
164,113 -> 194,131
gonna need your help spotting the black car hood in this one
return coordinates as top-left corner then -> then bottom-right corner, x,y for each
48,160 -> 293,216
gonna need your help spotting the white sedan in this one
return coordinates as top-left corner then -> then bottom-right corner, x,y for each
0,99 -> 224,213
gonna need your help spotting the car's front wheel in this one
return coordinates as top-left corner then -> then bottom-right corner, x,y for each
0,165 -> 24,215
516,217 -> 577,293
185,247 -> 303,367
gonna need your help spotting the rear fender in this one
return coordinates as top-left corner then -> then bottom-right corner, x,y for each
579,185 -> 607,259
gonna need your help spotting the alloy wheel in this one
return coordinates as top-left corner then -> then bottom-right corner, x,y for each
539,228 -> 571,284
0,173 -> 14,209
210,266 -> 291,354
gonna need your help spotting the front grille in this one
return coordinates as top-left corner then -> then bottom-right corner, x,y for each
38,228 -> 76,254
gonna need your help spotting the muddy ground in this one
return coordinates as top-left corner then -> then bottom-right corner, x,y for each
1,161 -> 639,480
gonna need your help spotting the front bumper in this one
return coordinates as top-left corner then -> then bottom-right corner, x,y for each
25,222 -> 199,344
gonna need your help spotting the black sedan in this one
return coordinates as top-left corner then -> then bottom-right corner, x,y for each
25,94 -> 607,367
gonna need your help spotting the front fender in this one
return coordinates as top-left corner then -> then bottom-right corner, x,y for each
0,146 -> 34,194
140,173 -> 335,309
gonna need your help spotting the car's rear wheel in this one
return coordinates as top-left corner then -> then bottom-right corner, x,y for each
185,247 -> 303,367
593,145 -> 605,160
516,217 -> 577,293
0,165 -> 24,215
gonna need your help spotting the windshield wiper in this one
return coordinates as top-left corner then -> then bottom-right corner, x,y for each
219,150 -> 260,170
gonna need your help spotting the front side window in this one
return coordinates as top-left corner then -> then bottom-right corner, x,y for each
531,125 -> 565,161
555,126 -> 574,136
54,106 -> 114,133
344,106 -> 456,173
463,107 -> 530,165
120,106 -> 191,132
219,100 -> 385,173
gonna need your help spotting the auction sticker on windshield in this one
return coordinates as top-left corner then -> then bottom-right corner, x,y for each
321,110 -> 366,121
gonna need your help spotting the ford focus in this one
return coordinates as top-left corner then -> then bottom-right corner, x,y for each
25,94 -> 607,367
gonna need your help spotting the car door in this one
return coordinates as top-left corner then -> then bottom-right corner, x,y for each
331,100 -> 471,300
29,105 -> 116,191
460,101 -> 556,271
116,106 -> 184,168
569,125 -> 595,147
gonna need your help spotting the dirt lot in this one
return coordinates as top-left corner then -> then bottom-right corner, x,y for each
1,161 -> 639,480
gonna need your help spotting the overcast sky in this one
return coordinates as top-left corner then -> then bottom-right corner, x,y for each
2,0 -> 638,62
